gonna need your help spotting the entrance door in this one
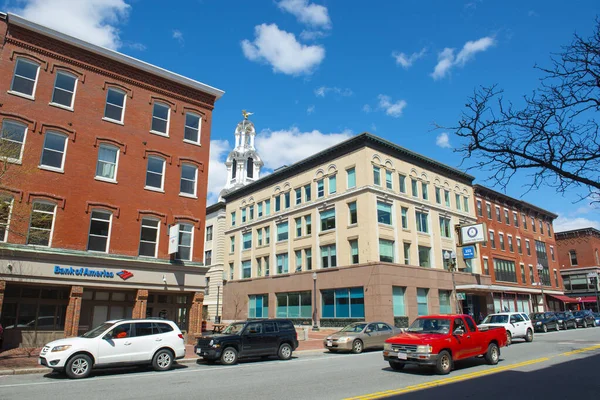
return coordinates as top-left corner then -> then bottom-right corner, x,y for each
92,306 -> 108,329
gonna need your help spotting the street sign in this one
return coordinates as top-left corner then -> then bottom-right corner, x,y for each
462,246 -> 475,259
168,224 -> 180,254
456,293 -> 466,300
459,223 -> 487,245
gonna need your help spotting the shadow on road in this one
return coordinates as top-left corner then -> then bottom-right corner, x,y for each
382,356 -> 507,376
42,363 -> 188,380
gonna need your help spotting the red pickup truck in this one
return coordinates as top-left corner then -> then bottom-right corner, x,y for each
383,314 -> 507,374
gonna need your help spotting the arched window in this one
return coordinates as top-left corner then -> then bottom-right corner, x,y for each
247,157 -> 254,178
232,159 -> 237,179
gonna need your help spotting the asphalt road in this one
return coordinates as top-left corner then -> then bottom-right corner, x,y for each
0,327 -> 599,400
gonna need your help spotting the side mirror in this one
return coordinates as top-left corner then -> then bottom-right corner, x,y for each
453,327 -> 464,336
366,328 -> 373,333
103,333 -> 112,340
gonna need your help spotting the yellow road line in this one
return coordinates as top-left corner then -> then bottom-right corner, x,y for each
344,344 -> 600,400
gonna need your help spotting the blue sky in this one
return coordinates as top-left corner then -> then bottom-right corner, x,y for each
7,0 -> 600,230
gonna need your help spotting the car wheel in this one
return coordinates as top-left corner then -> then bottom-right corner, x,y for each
556,323 -> 561,331
484,343 -> 500,365
278,343 -> 293,360
65,354 -> 93,379
592,320 -> 597,327
220,347 -> 238,365
583,321 -> 588,328
542,324 -> 548,333
525,329 -> 533,343
389,361 -> 405,371
328,349 -> 337,353
351,339 -> 364,354
152,349 -> 174,372
573,322 -> 577,329
435,350 -> 452,375
506,331 -> 512,346
563,323 -> 567,330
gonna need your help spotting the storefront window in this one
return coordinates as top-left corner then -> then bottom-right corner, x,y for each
321,287 -> 364,318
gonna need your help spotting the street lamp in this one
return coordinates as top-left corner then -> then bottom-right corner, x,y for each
312,272 -> 319,331
536,264 -> 547,312
444,251 -> 461,314
215,283 -> 221,324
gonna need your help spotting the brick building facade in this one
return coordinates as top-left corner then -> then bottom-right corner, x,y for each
0,13 -> 223,348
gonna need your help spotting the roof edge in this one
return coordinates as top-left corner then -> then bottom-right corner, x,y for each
473,184 -> 558,219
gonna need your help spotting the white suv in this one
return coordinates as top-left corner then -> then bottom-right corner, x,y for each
478,312 -> 534,345
39,319 -> 186,379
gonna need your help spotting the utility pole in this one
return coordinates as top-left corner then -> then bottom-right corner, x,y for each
537,264 -> 547,312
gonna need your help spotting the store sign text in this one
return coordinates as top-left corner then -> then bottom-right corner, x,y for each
54,266 -> 115,279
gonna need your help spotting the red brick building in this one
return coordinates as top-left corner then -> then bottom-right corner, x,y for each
555,228 -> 600,311
0,13 -> 224,348
460,185 -> 566,316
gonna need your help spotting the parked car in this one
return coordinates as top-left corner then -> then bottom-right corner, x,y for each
555,312 -> 577,330
573,310 -> 597,328
530,312 -> 559,332
39,319 -> 185,379
478,312 -> 534,345
383,314 -> 507,375
323,322 -> 402,353
593,313 -> 600,326
195,319 -> 298,365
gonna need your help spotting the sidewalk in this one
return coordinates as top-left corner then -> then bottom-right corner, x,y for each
0,328 -> 339,375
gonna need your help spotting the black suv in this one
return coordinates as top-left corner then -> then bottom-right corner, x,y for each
195,319 -> 299,365
573,310 -> 597,328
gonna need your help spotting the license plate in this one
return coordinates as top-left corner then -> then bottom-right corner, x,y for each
327,340 -> 332,347
196,349 -> 203,354
398,352 -> 407,360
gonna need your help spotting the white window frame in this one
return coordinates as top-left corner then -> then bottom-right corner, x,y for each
150,102 -> 171,136
50,71 -> 78,110
183,112 -> 201,145
95,144 -> 120,183
87,209 -> 113,253
176,223 -> 194,261
145,156 -> 166,192
0,119 -> 28,163
0,197 -> 14,242
10,58 -> 40,99
138,217 -> 160,258
180,163 -> 198,198
39,131 -> 68,172
103,87 -> 127,124
27,201 -> 57,247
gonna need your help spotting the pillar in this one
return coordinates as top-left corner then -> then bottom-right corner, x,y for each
187,292 -> 204,344
0,280 -> 6,316
64,286 -> 83,337
132,289 -> 149,319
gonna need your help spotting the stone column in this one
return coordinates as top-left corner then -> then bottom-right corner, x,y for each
187,292 -> 204,344
132,289 -> 149,319
64,286 -> 84,338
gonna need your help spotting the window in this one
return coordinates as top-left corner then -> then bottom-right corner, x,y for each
517,238 -> 522,254
550,246 -> 555,261
295,188 -> 302,205
258,203 -> 263,218
231,211 -> 236,227
229,263 -> 234,280
439,290 -> 451,314
417,288 -> 429,316
265,199 -> 271,215
0,120 -> 27,162
243,232 -> 252,250
249,205 -> 254,220
176,223 -> 193,261
317,179 -> 324,198
0,197 -> 13,242
248,295 -> 269,318
486,203 -> 492,219
569,250 -> 578,266
87,210 -> 112,252
294,217 -> 302,238
386,170 -> 393,189
265,226 -> 270,244
499,233 -> 505,251
347,167 -> 356,189
277,253 -> 289,274
526,240 -> 531,256
257,228 -> 263,246
520,264 -> 526,284
539,220 -> 544,234
284,192 -> 290,209
422,183 -> 428,200
463,197 -> 469,212
138,218 -> 159,257
399,174 -> 406,193
11,58 -> 39,97
180,164 -> 197,196
522,214 -> 528,229
320,209 -> 336,231
496,206 -> 501,222
306,248 -> 312,270
493,258 -> 517,283
104,88 -> 126,122
440,217 -> 451,238
295,250 -> 302,272
377,202 -> 392,225
304,184 -> 312,202
392,287 -> 406,316
27,202 -> 56,246
40,131 -> 67,170
436,187 -> 442,204
51,71 -> 77,108
411,179 -> 418,197
416,211 -> 429,233
418,246 -> 431,267
476,199 -> 482,216
554,270 -> 558,287
547,223 -> 552,237
350,240 -> 359,264
241,260 -> 251,279
532,217 -> 536,232
444,190 -> 451,206
145,156 -> 165,190
504,209 -> 510,224
329,175 -> 337,194
483,258 -> 489,275
151,102 -> 170,135
305,215 -> 312,235
455,194 -> 462,211
275,195 -> 281,212
277,221 -> 289,242
321,244 -> 337,268
514,212 -> 519,227
403,242 -> 411,264
95,144 -> 119,181
379,239 -> 394,262
348,202 -> 357,225
508,236 -> 514,252
242,208 -> 247,224
276,292 -> 311,318
373,166 -> 381,186
489,231 -> 496,249
401,207 -> 408,229
184,112 -> 201,143
247,158 -> 254,179
321,287 -> 364,318
205,250 -> 212,265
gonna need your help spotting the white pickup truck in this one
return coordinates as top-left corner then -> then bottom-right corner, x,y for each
478,312 -> 534,345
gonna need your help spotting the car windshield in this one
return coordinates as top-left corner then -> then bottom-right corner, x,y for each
340,323 -> 367,333
222,322 -> 245,334
406,318 -> 451,334
555,313 -> 567,319
482,315 -> 508,324
532,313 -> 549,320
80,322 -> 114,338
573,311 -> 586,317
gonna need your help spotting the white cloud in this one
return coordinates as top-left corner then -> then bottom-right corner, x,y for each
10,0 -> 131,50
554,216 -> 600,232
206,140 -> 231,205
307,105 -> 315,114
378,94 -> 407,118
241,23 -> 325,75
124,42 -> 146,51
314,86 -> 353,97
392,48 -> 427,69
255,128 -> 352,170
436,132 -> 452,148
431,36 -> 495,80
277,0 -> 331,28
300,30 -> 327,41
172,29 -> 184,45
362,104 -> 372,113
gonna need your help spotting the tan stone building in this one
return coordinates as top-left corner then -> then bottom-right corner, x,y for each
202,202 -> 226,322
220,133 -> 490,327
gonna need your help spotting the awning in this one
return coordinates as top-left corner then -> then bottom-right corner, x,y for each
579,296 -> 599,303
548,294 -> 580,303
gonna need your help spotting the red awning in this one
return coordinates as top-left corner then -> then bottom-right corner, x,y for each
548,294 -> 579,303
579,296 -> 598,303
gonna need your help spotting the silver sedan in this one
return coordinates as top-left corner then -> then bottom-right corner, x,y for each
323,322 -> 402,354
